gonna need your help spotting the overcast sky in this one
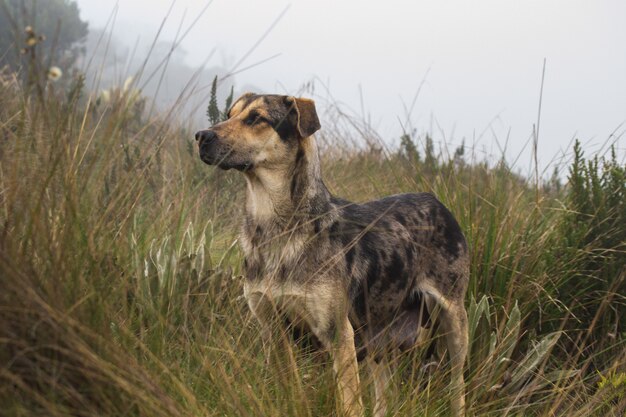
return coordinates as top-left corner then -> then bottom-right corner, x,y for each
76,0 -> 626,175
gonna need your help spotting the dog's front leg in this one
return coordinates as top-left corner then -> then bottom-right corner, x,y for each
368,357 -> 391,417
247,292 -> 300,376
246,292 -> 274,366
331,316 -> 364,417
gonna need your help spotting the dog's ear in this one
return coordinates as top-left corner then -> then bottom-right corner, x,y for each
286,96 -> 321,138
227,92 -> 255,118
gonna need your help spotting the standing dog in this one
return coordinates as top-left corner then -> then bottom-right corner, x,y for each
196,93 -> 469,417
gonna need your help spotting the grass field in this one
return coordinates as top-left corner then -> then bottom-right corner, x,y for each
0,55 -> 625,417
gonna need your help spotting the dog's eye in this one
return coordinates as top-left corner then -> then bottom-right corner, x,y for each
244,112 -> 268,126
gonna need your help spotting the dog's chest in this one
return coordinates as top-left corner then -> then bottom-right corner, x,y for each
240,224 -> 309,281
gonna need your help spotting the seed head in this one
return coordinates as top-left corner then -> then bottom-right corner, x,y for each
48,66 -> 63,82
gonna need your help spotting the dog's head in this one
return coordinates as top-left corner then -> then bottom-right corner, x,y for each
195,93 -> 320,171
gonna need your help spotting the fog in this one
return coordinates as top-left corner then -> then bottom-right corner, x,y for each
76,0 -> 626,175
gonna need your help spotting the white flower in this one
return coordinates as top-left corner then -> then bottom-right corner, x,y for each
100,89 -> 111,103
123,76 -> 134,92
47,66 -> 62,81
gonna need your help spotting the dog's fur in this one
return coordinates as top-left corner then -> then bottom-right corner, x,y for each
196,93 -> 469,417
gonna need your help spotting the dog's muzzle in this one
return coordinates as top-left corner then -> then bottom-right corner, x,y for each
195,129 -> 216,148
196,129 -> 220,165
195,129 -> 252,171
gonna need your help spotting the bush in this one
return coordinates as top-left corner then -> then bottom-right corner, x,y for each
557,140 -> 625,347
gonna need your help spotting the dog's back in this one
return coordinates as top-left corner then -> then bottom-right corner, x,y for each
327,192 -> 469,357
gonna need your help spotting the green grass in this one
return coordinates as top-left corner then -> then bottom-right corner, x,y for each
0,59 -> 625,416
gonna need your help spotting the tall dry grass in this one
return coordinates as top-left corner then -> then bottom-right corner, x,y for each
0,23 -> 625,416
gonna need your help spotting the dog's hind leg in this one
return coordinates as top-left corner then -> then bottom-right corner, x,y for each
438,301 -> 468,417
419,286 -> 467,417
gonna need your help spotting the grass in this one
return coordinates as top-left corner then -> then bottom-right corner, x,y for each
0,40 -> 625,416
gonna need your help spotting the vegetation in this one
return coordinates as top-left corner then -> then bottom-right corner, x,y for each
207,75 -> 234,125
0,21 -> 625,417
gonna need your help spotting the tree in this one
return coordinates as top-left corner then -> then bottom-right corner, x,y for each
399,131 -> 420,164
0,0 -> 88,76
424,134 -> 436,170
206,75 -> 234,125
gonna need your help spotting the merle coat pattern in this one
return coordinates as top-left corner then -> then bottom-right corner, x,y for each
196,93 -> 469,417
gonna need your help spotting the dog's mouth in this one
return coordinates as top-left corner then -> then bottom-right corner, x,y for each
199,150 -> 253,172
198,151 -> 220,166
218,161 -> 254,171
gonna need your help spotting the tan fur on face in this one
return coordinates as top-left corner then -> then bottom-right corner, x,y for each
213,98 -> 295,170
227,92 -> 254,118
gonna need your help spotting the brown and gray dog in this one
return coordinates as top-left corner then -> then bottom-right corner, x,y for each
196,93 -> 469,417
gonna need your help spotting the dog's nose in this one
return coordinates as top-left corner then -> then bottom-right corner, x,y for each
195,130 -> 216,144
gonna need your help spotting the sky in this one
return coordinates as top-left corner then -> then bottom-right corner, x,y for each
75,0 -> 626,176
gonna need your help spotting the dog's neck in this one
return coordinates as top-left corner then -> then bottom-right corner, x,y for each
243,136 -> 331,227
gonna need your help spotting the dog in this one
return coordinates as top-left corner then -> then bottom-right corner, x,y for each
196,93 -> 469,417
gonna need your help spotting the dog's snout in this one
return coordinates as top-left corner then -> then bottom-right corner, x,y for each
195,130 -> 216,144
